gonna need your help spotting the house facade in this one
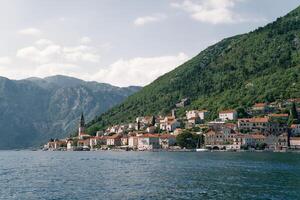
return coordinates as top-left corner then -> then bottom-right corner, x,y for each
159,134 -> 176,149
219,110 -> 237,121
137,134 -> 160,150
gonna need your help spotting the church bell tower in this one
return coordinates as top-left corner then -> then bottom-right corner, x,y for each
78,113 -> 85,136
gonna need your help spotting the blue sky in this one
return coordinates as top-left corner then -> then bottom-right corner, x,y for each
0,0 -> 299,86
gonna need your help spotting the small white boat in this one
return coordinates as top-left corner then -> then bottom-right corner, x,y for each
196,148 -> 209,152
196,136 -> 208,152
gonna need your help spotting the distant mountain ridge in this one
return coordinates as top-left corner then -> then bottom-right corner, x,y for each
86,6 -> 300,134
0,75 -> 141,149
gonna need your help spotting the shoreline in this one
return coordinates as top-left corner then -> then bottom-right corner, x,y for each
35,148 -> 300,153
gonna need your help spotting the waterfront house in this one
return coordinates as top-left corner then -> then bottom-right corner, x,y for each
138,134 -> 160,150
159,134 -> 176,149
90,136 -> 107,149
204,130 -> 236,150
46,139 -> 67,150
106,134 -> 122,146
77,139 -> 90,148
121,135 -> 128,146
66,139 -> 74,150
275,133 -> 289,150
290,137 -> 300,149
238,117 -> 270,133
251,134 -> 266,145
128,136 -> 138,149
219,110 -> 237,121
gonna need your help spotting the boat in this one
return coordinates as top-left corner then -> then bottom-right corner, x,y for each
195,136 -> 209,152
196,148 -> 209,152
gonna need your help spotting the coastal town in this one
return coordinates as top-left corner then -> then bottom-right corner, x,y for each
44,98 -> 300,152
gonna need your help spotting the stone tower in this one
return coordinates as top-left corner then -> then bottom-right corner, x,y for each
78,113 -> 85,136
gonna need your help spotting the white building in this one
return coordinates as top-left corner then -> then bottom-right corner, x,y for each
219,110 -> 237,121
160,116 -> 180,132
186,110 -> 208,120
128,136 -> 138,149
137,134 -> 160,150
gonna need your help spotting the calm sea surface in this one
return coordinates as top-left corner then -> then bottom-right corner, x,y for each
0,151 -> 300,200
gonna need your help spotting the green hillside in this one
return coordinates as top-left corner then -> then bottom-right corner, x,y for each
86,6 -> 300,134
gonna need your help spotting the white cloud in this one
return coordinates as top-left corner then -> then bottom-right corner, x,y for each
92,52 -> 189,87
0,56 -> 12,65
35,39 -> 54,46
80,36 -> 92,44
171,0 -> 264,24
134,14 -> 166,26
16,43 -> 100,64
18,28 -> 42,36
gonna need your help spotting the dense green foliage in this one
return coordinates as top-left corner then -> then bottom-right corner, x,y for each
289,102 -> 300,125
176,131 -> 203,149
87,7 -> 300,134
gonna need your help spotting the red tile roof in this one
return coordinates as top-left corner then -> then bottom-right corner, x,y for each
138,134 -> 159,138
159,134 -> 176,139
269,113 -> 289,117
253,103 -> 267,108
290,137 -> 300,141
291,124 -> 300,128
251,134 -> 266,139
219,109 -> 236,114
239,117 -> 269,123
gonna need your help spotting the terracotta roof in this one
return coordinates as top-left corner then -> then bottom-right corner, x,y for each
159,134 -> 176,139
138,134 -> 159,138
219,109 -> 236,114
290,137 -> 300,141
234,134 -> 252,139
269,113 -> 289,117
106,134 -> 122,139
205,130 -> 218,136
288,98 -> 300,103
239,117 -> 269,123
224,123 -> 236,129
291,124 -> 300,128
251,134 -> 266,139
188,117 -> 199,120
92,136 -> 105,140
253,103 -> 267,108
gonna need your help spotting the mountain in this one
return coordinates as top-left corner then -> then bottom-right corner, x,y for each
86,6 -> 300,133
0,75 -> 140,149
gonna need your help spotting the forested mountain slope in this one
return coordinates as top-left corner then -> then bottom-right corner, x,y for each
86,6 -> 300,133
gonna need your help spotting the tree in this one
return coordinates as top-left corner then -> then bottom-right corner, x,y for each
151,116 -> 156,126
176,130 -> 199,149
288,102 -> 299,125
237,107 -> 249,118
291,102 -> 299,119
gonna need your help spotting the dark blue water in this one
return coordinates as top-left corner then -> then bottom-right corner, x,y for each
0,151 -> 299,200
